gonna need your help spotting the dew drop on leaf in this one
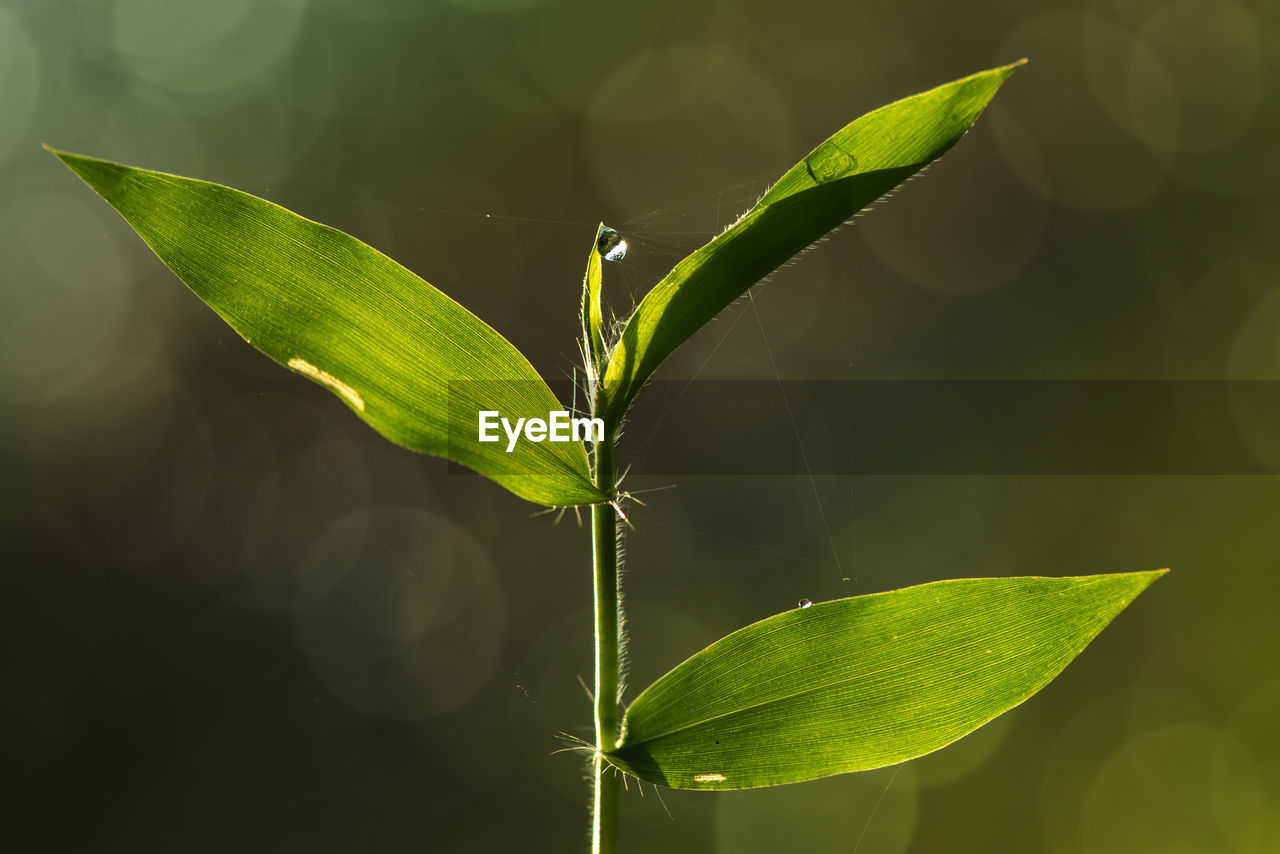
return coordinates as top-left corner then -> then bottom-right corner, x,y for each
804,146 -> 857,183
597,226 -> 627,262
798,598 -> 813,609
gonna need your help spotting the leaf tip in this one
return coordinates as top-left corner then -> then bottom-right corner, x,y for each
1112,567 -> 1168,606
1143,567 -> 1170,586
42,143 -> 78,167
991,58 -> 1028,84
44,145 -> 95,178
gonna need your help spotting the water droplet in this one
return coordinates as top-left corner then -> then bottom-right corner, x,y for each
804,145 -> 857,183
597,226 -> 627,262
798,598 -> 812,609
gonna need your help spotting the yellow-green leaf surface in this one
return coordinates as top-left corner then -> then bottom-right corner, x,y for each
50,148 -> 603,507
609,571 -> 1163,790
598,62 -> 1023,426
580,223 -> 607,394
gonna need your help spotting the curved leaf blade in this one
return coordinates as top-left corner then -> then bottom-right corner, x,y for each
609,570 -> 1164,790
598,61 -> 1023,426
50,148 -> 603,507
580,223 -> 607,395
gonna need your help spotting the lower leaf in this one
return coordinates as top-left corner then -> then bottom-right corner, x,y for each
608,571 -> 1164,790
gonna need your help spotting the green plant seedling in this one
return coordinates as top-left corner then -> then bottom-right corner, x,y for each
50,61 -> 1164,853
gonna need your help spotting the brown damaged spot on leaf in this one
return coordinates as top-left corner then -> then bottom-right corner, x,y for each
288,357 -> 365,411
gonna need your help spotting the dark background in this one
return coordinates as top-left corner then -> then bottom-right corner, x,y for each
3,0 -> 1277,851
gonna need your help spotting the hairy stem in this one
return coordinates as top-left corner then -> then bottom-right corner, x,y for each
591,430 -> 621,853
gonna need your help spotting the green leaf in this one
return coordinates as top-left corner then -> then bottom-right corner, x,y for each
608,570 -> 1164,790
598,61 -> 1024,426
580,223 -> 607,396
49,147 -> 604,507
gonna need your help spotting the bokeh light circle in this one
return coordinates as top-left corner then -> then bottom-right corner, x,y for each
1080,725 -> 1266,853
109,0 -> 307,98
294,506 -> 504,720
1136,0 -> 1264,154
859,123 -> 1049,295
912,713 -> 1013,788
993,12 -> 1172,211
1080,13 -> 1179,153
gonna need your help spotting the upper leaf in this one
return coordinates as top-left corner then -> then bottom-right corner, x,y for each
608,570 -> 1163,790
597,61 -> 1024,427
51,148 -> 604,507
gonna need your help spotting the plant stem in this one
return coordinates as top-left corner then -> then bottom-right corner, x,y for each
591,429 -> 621,854
591,751 -> 621,854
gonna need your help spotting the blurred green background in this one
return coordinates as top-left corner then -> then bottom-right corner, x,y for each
3,0 -> 1278,851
